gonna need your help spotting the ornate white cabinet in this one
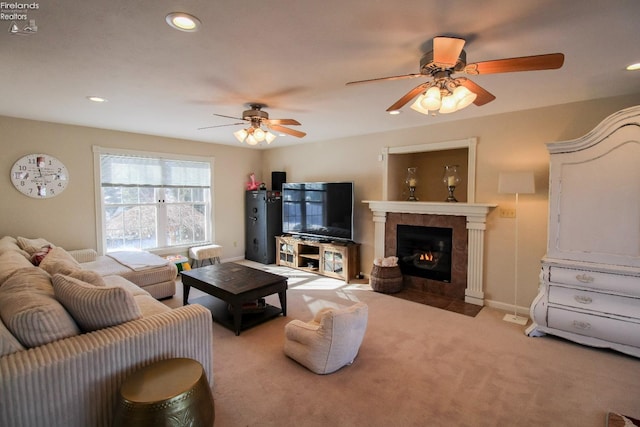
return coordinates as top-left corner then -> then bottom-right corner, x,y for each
526,106 -> 640,358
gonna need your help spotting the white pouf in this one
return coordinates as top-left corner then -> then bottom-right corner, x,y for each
188,244 -> 223,267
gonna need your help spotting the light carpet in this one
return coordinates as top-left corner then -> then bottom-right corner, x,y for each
164,261 -> 640,427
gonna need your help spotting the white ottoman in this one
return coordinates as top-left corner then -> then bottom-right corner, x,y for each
189,244 -> 223,268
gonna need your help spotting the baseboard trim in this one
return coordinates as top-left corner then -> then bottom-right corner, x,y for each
484,298 -> 530,319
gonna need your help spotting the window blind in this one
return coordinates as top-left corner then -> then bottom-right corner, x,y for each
100,154 -> 210,188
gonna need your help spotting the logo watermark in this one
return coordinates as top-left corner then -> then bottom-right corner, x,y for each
1,2 -> 39,35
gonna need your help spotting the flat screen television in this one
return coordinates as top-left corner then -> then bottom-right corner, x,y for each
282,182 -> 354,241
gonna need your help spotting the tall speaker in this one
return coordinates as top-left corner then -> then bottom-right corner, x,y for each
272,171 -> 286,191
245,190 -> 282,264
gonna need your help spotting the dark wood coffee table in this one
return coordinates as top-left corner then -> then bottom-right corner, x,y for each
181,262 -> 287,335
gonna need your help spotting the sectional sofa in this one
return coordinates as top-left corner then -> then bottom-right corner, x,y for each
0,236 -> 213,427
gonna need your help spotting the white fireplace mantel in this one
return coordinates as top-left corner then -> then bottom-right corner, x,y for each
363,200 -> 496,306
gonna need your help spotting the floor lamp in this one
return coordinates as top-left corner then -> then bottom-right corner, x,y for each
498,172 -> 535,325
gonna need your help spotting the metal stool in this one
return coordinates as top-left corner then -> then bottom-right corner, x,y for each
113,358 -> 214,427
189,244 -> 223,267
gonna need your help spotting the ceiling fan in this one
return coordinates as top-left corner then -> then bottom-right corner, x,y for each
346,36 -> 564,115
199,103 -> 306,145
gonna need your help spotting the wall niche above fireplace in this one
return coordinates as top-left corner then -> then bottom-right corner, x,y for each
382,138 -> 477,203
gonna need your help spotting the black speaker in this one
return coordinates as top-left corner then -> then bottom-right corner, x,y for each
272,171 -> 286,191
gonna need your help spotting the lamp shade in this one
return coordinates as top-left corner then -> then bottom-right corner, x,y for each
233,128 -> 248,142
498,172 -> 535,194
410,94 -> 431,115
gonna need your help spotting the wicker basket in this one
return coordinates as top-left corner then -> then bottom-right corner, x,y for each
370,264 -> 403,294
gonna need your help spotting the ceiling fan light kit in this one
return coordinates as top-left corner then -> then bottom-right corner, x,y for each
234,126 -> 277,145
409,77 -> 478,115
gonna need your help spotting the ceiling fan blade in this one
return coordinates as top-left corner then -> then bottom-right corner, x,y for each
433,37 -> 466,67
458,78 -> 496,106
198,122 -> 245,130
265,118 -> 301,126
386,82 -> 430,112
465,53 -> 564,75
346,73 -> 423,85
269,124 -> 306,138
212,113 -> 246,121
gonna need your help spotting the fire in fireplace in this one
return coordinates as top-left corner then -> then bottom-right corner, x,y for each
396,224 -> 453,282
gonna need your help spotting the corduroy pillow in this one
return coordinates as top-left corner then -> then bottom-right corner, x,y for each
0,250 -> 33,286
0,317 -> 25,356
51,274 -> 142,332
39,247 -> 82,276
68,269 -> 106,287
16,236 -> 54,255
0,268 -> 80,348
0,236 -> 30,258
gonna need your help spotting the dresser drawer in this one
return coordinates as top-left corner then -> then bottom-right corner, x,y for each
548,307 -> 640,347
548,286 -> 640,319
548,266 -> 640,297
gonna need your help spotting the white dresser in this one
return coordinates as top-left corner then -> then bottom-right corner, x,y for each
526,105 -> 640,358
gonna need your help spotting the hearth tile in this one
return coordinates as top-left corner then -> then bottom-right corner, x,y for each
384,288 -> 481,317
445,299 -> 483,317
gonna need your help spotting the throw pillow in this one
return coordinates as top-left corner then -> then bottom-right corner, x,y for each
0,236 -> 30,258
39,247 -> 82,276
0,317 -> 25,356
0,268 -> 80,348
0,251 -> 34,286
16,236 -> 55,255
68,269 -> 106,287
52,274 -> 142,332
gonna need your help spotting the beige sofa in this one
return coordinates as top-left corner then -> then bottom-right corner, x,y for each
0,236 -> 213,427
25,236 -> 179,299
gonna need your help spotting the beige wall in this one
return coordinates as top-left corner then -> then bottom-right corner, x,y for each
263,93 -> 640,311
2,93 -> 639,312
0,117 -> 263,260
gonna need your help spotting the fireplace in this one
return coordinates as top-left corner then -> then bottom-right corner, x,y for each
397,225 -> 452,282
364,200 -> 496,305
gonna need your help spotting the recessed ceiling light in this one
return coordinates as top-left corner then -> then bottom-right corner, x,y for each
166,12 -> 201,32
626,62 -> 640,71
388,110 -> 401,115
87,96 -> 107,103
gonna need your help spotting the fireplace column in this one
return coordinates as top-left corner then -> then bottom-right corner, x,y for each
372,211 -> 387,259
465,215 -> 488,305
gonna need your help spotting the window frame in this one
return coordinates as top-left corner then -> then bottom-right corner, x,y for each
93,146 -> 215,255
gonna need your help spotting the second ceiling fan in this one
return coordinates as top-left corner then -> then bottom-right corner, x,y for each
200,104 -> 306,145
346,36 -> 564,115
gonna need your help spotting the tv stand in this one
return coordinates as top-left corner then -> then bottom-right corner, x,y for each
275,236 -> 360,282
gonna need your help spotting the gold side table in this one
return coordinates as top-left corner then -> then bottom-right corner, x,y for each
113,358 -> 214,427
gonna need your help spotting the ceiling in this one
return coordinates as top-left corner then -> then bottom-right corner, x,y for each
1,0 -> 639,148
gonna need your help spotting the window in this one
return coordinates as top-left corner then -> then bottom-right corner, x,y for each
94,147 -> 213,253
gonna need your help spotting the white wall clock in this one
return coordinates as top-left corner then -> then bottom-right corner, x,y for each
10,153 -> 69,198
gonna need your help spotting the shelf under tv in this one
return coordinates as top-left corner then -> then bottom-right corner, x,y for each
275,235 -> 360,283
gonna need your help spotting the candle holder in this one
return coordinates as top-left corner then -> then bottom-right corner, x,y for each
442,165 -> 461,202
406,167 -> 418,201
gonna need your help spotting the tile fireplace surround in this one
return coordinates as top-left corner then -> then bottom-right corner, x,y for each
364,201 -> 495,306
